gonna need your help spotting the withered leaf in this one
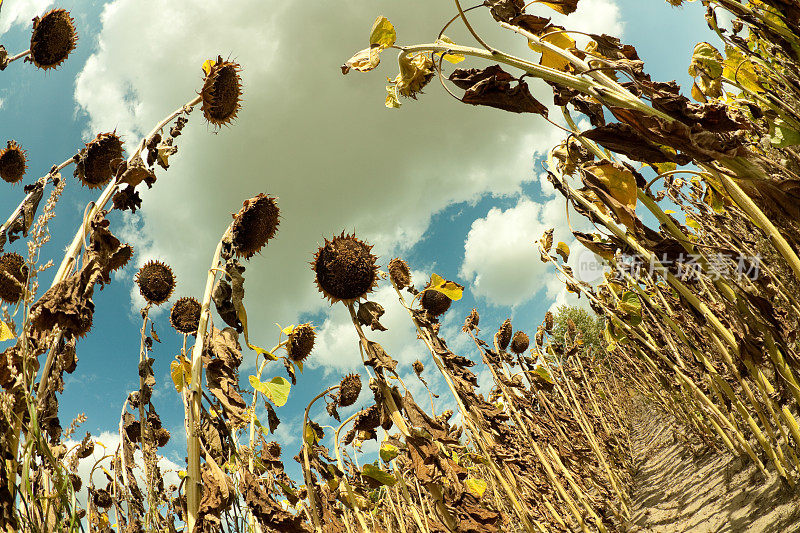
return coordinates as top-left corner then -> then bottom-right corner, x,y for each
449,65 -> 514,90
462,76 -> 548,116
204,327 -> 247,426
357,300 -> 388,331
510,14 -> 551,35
116,154 -> 156,189
112,185 -> 142,213
484,0 -> 525,22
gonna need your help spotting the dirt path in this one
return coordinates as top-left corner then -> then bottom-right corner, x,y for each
627,404 -> 800,532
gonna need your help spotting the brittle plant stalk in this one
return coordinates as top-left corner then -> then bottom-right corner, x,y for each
301,385 -> 337,533
186,225 -> 228,532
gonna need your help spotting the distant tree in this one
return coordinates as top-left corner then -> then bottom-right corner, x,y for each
551,305 -> 604,359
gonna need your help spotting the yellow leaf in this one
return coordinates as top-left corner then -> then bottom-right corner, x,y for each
587,162 -> 637,210
465,478 -> 488,498
556,242 -> 570,262
530,30 -> 576,72
282,324 -> 295,336
202,59 -> 215,75
435,36 -> 465,64
723,45 -> 764,94
342,47 -> 382,74
369,16 -> 396,48
0,322 -> 14,342
428,273 -> 463,301
664,209 -> 676,214
385,85 -> 401,109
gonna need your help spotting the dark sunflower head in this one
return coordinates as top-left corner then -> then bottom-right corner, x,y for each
388,258 -> 411,290
170,297 -> 201,334
200,57 -> 243,127
0,141 -> 28,184
0,253 -> 28,304
230,194 -> 279,259
338,373 -> 362,407
544,311 -> 554,333
29,9 -> 77,70
421,287 -> 451,317
312,232 -> 378,304
497,319 -> 512,351
75,132 -> 124,189
412,360 -> 424,375
510,331 -> 529,354
287,323 -> 315,363
135,260 -> 175,305
266,441 -> 281,458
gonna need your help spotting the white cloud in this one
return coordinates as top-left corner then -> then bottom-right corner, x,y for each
0,0 -> 53,35
74,0 -> 622,367
460,195 -> 587,307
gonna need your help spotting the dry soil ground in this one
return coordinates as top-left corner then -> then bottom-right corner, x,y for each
626,405 -> 800,532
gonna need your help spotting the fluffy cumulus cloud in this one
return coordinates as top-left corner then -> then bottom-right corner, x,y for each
74,0 -> 622,364
0,0 -> 53,35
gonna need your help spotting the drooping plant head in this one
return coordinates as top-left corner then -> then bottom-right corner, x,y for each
135,260 -> 176,306
29,8 -> 77,70
74,132 -> 124,189
510,331 -> 529,354
201,56 -> 243,127
230,193 -> 280,259
421,286 -> 451,317
0,141 -> 28,184
170,296 -> 201,334
312,232 -> 379,304
287,323 -> 315,363
338,373 -> 362,407
0,253 -> 28,304
388,257 -> 411,289
497,318 -> 512,351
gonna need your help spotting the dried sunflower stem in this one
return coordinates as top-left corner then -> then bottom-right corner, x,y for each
37,95 -> 202,400
333,412 -> 370,533
4,49 -> 31,65
186,225 -> 228,532
136,305 -> 159,529
0,158 -> 73,242
301,385 -> 337,533
389,283 -> 538,532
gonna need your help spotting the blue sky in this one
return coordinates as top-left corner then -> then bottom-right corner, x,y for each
0,0 -> 717,478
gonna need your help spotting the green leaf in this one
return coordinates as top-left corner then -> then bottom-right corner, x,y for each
769,118 -> 800,148
361,464 -> 396,486
428,273 -> 463,301
619,291 -> 641,318
369,16 -> 396,48
249,375 -> 291,407
0,321 -> 14,342
556,242 -> 570,262
465,478 -> 488,498
379,443 -> 399,462
532,365 -> 555,385
303,422 -> 322,446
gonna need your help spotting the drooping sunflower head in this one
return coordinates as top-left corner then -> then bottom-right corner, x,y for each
200,57 -> 243,127
338,373 -> 362,407
510,331 -> 530,354
0,253 -> 28,304
169,297 -> 201,334
287,323 -> 315,363
0,141 -> 28,184
230,194 -> 279,259
135,260 -> 175,305
75,132 -> 124,189
421,287 -> 451,317
388,258 -> 411,289
497,319 -> 512,351
29,9 -> 77,70
312,232 -> 378,305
